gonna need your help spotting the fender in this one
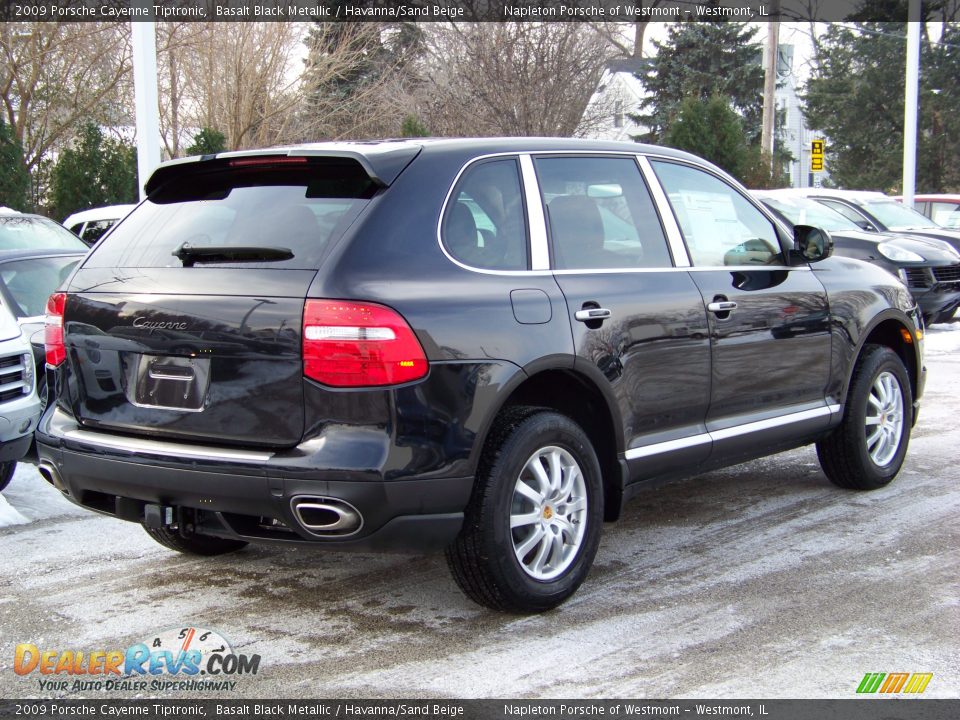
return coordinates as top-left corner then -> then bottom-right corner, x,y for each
835,307 -> 923,408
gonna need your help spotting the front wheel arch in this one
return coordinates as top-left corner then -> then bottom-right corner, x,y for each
840,314 -> 920,411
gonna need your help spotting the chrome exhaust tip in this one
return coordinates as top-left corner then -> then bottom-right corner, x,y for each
290,496 -> 363,537
38,461 -> 68,496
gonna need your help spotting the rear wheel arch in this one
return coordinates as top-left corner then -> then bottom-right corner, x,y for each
475,365 -> 626,522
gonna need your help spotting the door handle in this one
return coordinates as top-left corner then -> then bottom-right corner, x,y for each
707,301 -> 738,313
575,308 -> 612,322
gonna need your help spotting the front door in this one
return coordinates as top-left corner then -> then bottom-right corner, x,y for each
649,159 -> 833,461
534,154 -> 712,480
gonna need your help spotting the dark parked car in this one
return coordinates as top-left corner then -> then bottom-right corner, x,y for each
37,139 -> 924,612
784,189 -> 960,254
756,191 -> 960,324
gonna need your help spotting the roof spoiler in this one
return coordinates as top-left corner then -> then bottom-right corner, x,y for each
144,144 -> 422,197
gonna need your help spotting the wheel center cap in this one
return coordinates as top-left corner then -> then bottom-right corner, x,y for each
542,506 -> 553,520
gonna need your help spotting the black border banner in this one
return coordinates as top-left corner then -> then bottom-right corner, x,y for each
1,699 -> 959,720
2,0 -> 958,23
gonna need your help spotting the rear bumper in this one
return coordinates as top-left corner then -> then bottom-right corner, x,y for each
37,409 -> 471,553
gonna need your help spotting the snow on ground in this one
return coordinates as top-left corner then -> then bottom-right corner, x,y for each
0,459 -> 84,528
0,323 -> 957,699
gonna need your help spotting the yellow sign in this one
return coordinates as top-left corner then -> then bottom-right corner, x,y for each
811,139 -> 825,172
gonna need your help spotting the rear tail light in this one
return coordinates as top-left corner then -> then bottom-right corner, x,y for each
302,300 -> 428,387
44,292 -> 67,367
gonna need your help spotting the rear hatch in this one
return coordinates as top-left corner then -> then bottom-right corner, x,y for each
60,155 -> 383,448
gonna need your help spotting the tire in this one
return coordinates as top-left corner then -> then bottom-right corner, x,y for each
446,407 -> 604,613
817,344 -> 913,490
0,462 -> 15,492
142,524 -> 248,556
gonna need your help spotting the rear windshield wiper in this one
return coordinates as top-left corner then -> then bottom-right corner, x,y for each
172,242 -> 294,267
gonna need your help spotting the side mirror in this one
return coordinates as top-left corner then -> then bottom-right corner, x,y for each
794,224 -> 833,263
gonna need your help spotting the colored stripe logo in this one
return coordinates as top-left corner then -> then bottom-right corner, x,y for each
857,672 -> 933,694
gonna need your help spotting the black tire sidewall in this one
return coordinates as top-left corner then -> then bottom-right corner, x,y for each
483,412 -> 604,611
845,348 -> 913,485
0,461 -> 14,491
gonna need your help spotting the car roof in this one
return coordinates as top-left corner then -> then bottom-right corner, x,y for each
898,194 -> 960,202
62,204 -> 137,227
761,188 -> 893,203
0,248 -> 86,263
145,138 -> 716,195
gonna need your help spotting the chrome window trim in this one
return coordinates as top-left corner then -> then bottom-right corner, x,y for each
623,404 -> 840,461
437,149 -> 690,276
518,154 -> 550,270
643,154 -> 801,259
552,265 -> 808,276
436,151 -> 549,277
637,155 -> 691,267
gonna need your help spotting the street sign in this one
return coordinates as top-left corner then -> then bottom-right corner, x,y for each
811,139 -> 825,173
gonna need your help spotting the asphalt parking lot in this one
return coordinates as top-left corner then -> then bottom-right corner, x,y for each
2,326 -> 958,700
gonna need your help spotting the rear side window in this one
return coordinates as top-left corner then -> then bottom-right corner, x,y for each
85,159 -> 375,269
0,256 -> 81,318
442,158 -> 528,271
535,155 -> 672,270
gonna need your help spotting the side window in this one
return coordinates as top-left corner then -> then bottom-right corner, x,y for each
651,161 -> 783,267
441,158 -> 528,271
819,199 -> 870,228
81,219 -> 115,244
931,202 -> 960,229
534,156 -> 672,270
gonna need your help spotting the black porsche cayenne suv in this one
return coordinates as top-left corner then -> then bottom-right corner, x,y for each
37,139 -> 924,612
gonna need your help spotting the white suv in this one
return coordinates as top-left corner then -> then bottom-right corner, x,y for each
0,301 -> 41,491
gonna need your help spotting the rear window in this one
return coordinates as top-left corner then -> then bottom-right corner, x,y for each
85,159 -> 376,270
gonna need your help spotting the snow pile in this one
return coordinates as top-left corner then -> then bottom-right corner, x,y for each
0,491 -> 29,527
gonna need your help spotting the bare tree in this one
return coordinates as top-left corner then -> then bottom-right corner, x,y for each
419,24 -> 613,138
0,22 -> 131,173
183,22 -> 302,150
592,5 -> 667,59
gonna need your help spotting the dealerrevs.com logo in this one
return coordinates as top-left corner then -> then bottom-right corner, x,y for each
856,673 -> 933,695
13,627 -> 260,693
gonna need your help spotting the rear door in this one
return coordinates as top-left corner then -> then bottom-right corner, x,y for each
536,154 -> 712,479
61,156 -> 377,448
649,159 -> 833,459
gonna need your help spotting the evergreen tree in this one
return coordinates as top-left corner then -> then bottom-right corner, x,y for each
400,114 -> 429,138
185,128 -> 227,156
0,118 -> 30,211
803,22 -> 960,192
663,95 -> 749,179
301,21 -> 424,137
50,123 -> 138,222
633,21 -> 764,144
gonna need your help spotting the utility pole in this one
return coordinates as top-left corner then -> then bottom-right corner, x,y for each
761,3 -> 781,170
132,12 -> 161,201
902,0 -> 921,208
